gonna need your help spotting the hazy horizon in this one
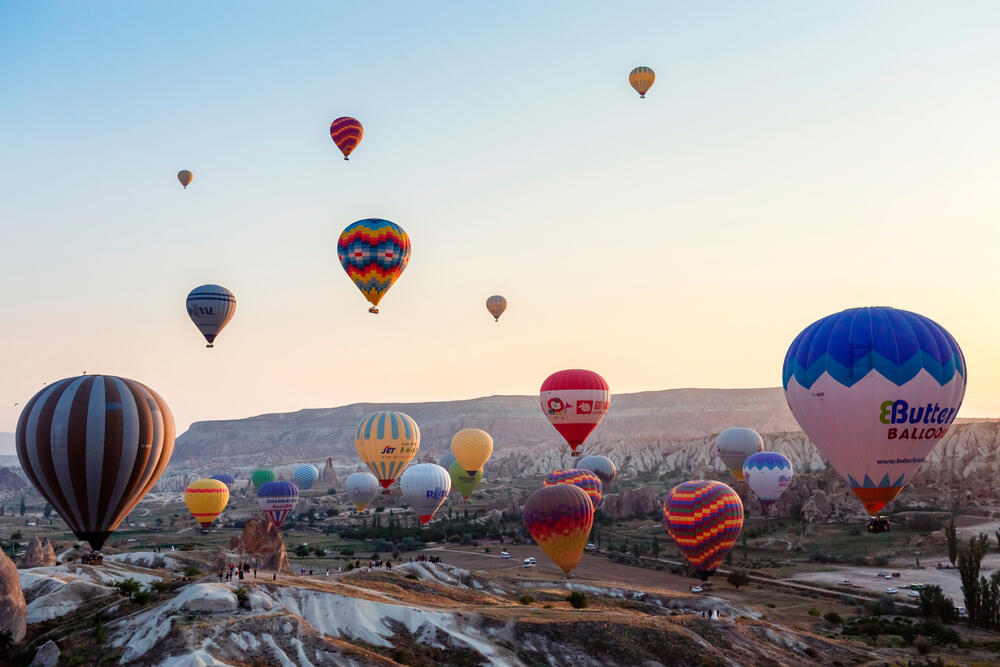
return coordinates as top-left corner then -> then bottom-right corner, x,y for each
3,2 -> 999,436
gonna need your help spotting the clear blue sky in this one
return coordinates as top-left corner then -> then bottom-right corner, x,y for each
1,1 -> 998,436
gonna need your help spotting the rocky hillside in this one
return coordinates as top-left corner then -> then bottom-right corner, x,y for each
172,388 -> 799,466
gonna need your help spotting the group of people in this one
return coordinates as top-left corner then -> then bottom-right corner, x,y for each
219,561 -> 257,582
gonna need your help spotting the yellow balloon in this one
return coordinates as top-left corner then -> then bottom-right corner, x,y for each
184,478 -> 229,530
355,411 -> 421,489
451,428 -> 493,476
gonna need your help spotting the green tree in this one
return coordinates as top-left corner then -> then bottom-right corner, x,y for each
918,584 -> 957,623
726,569 -> 750,589
295,544 -> 310,558
651,537 -> 660,558
959,538 -> 985,624
946,517 -> 958,566
19,497 -> 25,517
115,578 -> 141,600
43,503 -> 52,519
314,547 -> 325,558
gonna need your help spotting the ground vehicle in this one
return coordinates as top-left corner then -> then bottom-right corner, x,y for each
886,588 -> 898,594
500,551 -> 510,559
907,591 -> 921,598
838,579 -> 851,585
523,558 -> 534,567
957,607 -> 967,616
690,586 -> 703,593
585,543 -> 597,551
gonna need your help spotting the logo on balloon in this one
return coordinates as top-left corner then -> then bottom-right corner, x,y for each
425,487 -> 447,499
381,446 -> 396,454
547,398 -> 565,414
879,400 -> 959,426
576,400 -> 593,414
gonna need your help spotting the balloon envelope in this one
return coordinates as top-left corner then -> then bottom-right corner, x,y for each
544,469 -> 603,510
251,469 -> 276,490
539,369 -> 610,455
186,284 -> 236,347
337,219 -> 411,313
663,480 -> 743,580
257,480 -> 299,529
448,461 -> 484,500
400,463 -> 451,524
437,452 -> 456,470
185,478 -> 229,530
629,66 -> 655,97
715,428 -> 764,481
345,472 -> 381,511
330,116 -> 363,159
451,428 -> 493,476
576,455 -> 617,487
177,170 -> 193,188
354,411 -> 420,489
523,484 -> 594,575
211,473 -> 236,487
783,306 -> 966,515
486,295 -> 507,322
742,452 -> 793,510
15,375 -> 175,551
294,464 -> 320,491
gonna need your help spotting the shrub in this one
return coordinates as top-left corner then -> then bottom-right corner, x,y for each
823,612 -> 843,625
566,591 -> 588,609
914,636 -> 931,655
808,608 -> 820,616
340,547 -> 354,556
519,594 -> 534,605
314,547 -> 325,558
406,573 -> 418,580
294,544 -> 310,558
726,569 -> 750,589
182,565 -> 202,577
115,578 -> 141,599
234,586 -> 249,608
133,590 -> 151,605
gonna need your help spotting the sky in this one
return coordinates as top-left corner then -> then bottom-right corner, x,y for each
0,1 -> 998,438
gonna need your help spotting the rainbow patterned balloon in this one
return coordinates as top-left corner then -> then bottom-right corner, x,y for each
663,480 -> 744,580
337,219 -> 411,313
330,116 -> 363,160
543,468 -> 603,510
523,484 -> 594,575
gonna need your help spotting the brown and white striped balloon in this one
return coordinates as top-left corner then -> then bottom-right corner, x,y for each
15,375 -> 175,552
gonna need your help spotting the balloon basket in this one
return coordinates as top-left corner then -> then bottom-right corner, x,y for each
206,344 -> 214,349
344,157 -> 350,161
570,451 -> 581,457
368,307 -> 379,314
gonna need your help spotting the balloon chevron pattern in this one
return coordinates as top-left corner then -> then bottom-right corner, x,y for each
337,219 -> 411,312
544,468 -> 604,510
663,480 -> 743,580
330,116 -> 363,159
523,483 -> 594,575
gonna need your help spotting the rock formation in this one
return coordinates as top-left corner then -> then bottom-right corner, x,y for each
601,486 -> 661,519
29,640 -> 60,667
22,536 -> 57,568
220,513 -> 290,573
0,546 -> 27,643
0,467 -> 29,501
321,457 -> 340,489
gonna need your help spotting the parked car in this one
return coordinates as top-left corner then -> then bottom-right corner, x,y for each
585,543 -> 597,551
886,588 -> 898,594
500,551 -> 510,559
690,586 -> 703,593
838,580 -> 852,585
957,606 -> 967,616
528,557 -> 537,565
523,558 -> 534,567
907,591 -> 921,598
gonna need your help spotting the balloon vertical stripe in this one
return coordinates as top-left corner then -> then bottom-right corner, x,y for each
16,375 -> 174,551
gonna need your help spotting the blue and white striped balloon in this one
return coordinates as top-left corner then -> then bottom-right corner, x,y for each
742,452 -> 793,511
294,464 -> 320,490
186,284 -> 236,348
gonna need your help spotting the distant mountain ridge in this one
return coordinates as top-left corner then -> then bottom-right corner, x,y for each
172,387 -> 801,467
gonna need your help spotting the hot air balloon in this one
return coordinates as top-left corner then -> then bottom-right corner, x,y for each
211,473 -> 236,487
629,66 -> 655,98
742,452 -> 793,511
177,170 -> 193,188
576,455 -> 617,487
294,464 -> 320,491
257,480 -> 299,529
540,369 -> 610,457
345,472 -> 381,511
523,483 -> 594,576
783,306 -> 966,517
337,219 -> 411,314
251,469 -> 275,490
715,428 -> 764,481
544,469 -> 603,510
451,428 -> 493,476
15,375 -> 175,552
184,478 -> 229,531
448,461 -> 484,500
186,284 -> 236,348
438,452 -> 456,470
355,411 -> 420,489
663,480 -> 743,581
400,463 -> 451,525
330,117 -> 363,160
486,295 -> 507,322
